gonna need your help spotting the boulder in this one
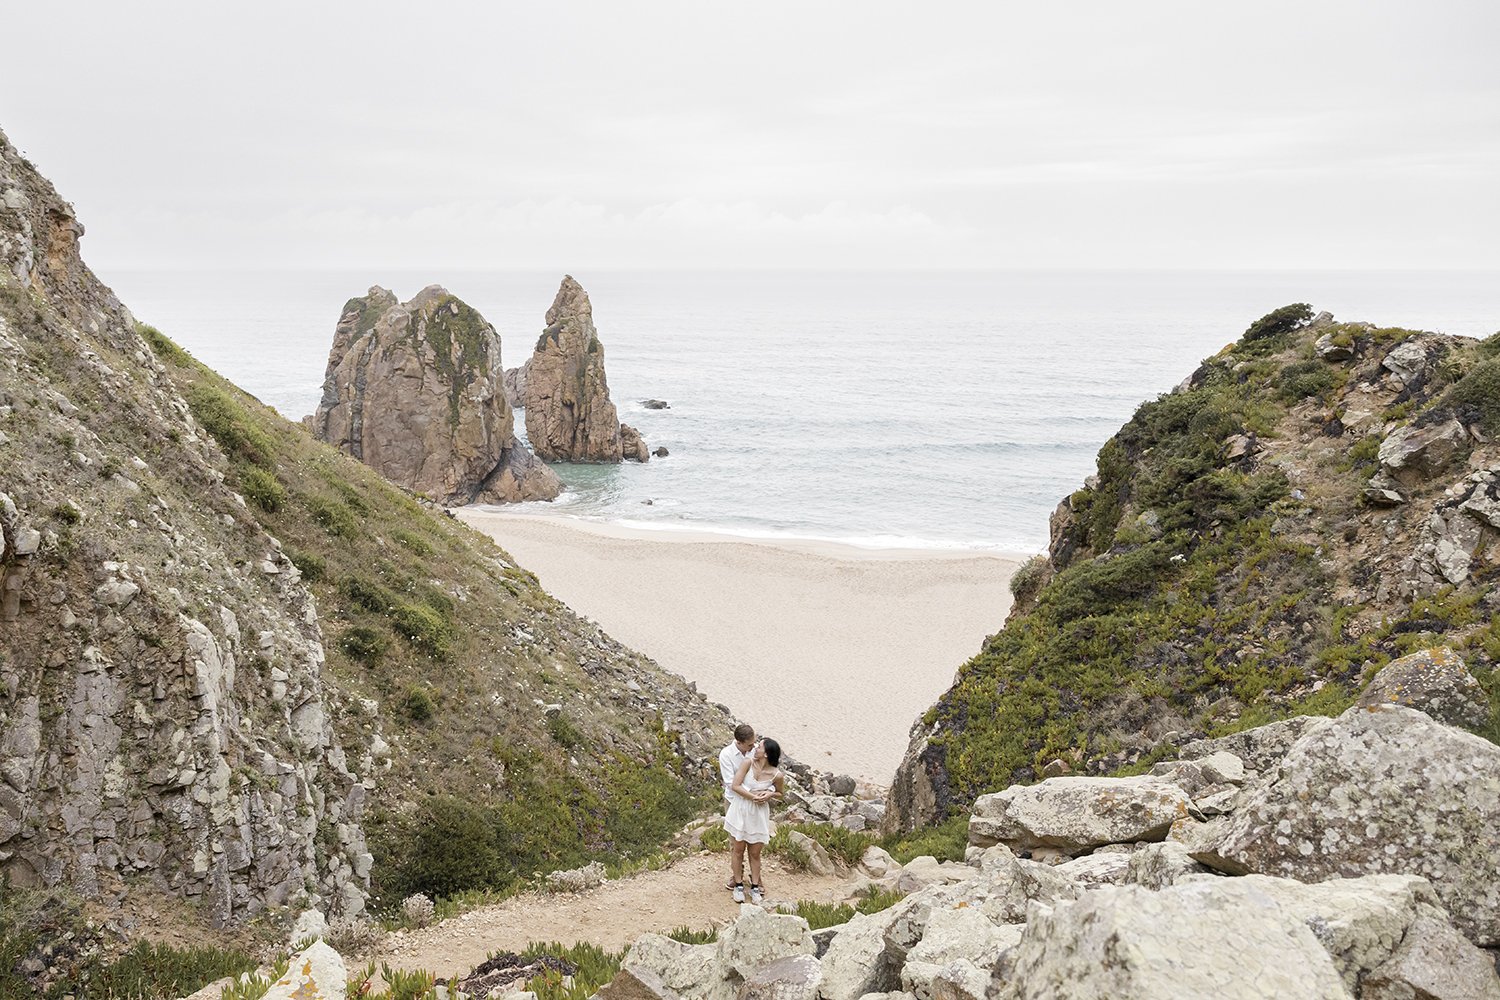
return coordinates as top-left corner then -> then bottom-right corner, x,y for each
817,910 -> 903,999
787,831 -> 836,876
263,941 -> 347,1000
653,446 -> 670,458
1194,705 -> 1500,946
859,846 -> 898,878
1123,841 -> 1208,890
620,934 -> 730,1000
1378,419 -> 1469,487
1356,647 -> 1493,731
641,399 -> 670,410
312,285 -> 560,504
968,776 -> 1194,854
1383,340 -> 1432,383
1315,333 -> 1355,362
1054,851 -> 1131,889
715,906 -> 815,981
736,954 -> 820,1000
996,882 -> 1351,999
901,908 -> 1023,998
620,424 -> 650,463
522,276 -> 632,463
1362,915 -> 1500,1000
598,966 -> 684,1000
1178,715 -> 1330,775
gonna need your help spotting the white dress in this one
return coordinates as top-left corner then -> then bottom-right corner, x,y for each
724,768 -> 778,844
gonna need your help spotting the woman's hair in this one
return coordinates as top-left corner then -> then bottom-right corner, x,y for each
761,737 -> 781,768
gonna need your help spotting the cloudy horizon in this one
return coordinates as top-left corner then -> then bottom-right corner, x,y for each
3,1 -> 1497,272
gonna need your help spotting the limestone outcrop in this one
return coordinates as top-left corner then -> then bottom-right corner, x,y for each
313,285 -> 560,504
0,127 -> 369,924
521,276 -> 648,463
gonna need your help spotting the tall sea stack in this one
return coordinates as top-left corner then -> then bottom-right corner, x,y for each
522,275 -> 648,463
313,285 -> 561,503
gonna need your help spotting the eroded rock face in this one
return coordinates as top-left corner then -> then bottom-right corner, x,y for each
1195,705 -> 1500,946
1379,419 -> 1469,486
522,276 -> 646,463
313,286 -> 560,504
0,127 -> 369,924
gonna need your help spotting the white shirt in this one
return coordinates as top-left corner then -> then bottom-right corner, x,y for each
719,742 -> 753,803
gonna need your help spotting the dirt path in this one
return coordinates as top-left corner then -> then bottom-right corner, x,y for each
370,852 -> 860,980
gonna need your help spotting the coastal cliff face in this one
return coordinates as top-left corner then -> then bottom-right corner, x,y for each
313,286 -> 561,504
890,305 -> 1500,832
0,129 -> 734,942
0,130 -> 369,925
522,276 -> 646,463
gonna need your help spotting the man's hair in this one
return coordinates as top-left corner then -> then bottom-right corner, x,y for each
733,723 -> 755,743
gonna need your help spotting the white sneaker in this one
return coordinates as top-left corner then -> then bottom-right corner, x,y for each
732,883 -> 745,903
750,885 -> 764,905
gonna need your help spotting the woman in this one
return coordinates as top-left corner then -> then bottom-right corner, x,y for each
725,737 -> 784,904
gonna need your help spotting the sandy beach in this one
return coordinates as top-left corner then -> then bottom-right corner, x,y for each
457,510 -> 1026,783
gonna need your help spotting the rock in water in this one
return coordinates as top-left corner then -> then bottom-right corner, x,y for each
620,423 -> 650,463
312,285 -> 560,503
523,276 -> 647,462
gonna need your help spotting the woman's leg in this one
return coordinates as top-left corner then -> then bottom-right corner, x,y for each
731,839 -> 746,886
747,842 -> 763,889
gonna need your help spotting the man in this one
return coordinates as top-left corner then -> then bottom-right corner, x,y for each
719,723 -> 756,901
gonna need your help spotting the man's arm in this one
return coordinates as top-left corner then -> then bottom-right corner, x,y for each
719,747 -> 737,791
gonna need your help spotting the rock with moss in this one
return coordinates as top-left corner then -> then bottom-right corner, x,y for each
1356,646 -> 1493,731
1194,704 -> 1500,946
522,275 -> 647,463
313,285 -> 561,504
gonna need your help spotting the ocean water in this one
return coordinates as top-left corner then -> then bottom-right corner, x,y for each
101,268 -> 1500,552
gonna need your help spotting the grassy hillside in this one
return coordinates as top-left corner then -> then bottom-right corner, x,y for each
907,306 -> 1500,819
140,324 -> 726,906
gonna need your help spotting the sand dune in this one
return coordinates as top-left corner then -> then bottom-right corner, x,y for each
457,510 -> 1026,783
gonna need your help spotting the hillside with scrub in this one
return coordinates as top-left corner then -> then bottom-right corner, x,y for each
0,125 -> 731,994
890,304 -> 1500,830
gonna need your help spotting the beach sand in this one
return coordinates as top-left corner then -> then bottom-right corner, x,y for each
456,510 -> 1027,783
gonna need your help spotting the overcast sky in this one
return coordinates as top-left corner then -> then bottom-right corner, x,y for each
3,2 -> 1497,270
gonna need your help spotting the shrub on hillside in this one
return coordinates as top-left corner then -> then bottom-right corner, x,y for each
340,626 -> 390,663
239,467 -> 286,512
1445,358 -> 1500,434
186,383 -> 276,469
1276,359 -> 1338,402
391,603 -> 454,658
404,686 -> 436,722
1243,303 -> 1312,343
389,796 -> 500,898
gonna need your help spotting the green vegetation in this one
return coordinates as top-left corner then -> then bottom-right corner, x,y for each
523,941 -> 625,1000
793,885 -> 907,930
1243,302 -> 1312,343
0,886 -> 258,1000
133,325 -> 716,912
666,925 -> 720,944
1445,357 -> 1500,434
879,815 -> 970,864
921,304 -> 1500,813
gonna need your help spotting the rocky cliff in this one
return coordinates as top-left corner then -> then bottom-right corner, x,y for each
312,286 -> 561,504
0,129 -> 369,926
889,305 -> 1500,832
522,276 -> 647,463
0,127 -> 733,945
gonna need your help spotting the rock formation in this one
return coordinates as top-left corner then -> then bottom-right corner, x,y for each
522,275 -> 648,463
890,305 -> 1500,833
0,127 -> 369,925
313,286 -> 561,503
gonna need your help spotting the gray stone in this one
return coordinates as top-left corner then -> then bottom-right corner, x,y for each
715,906 -> 815,981
12,527 -> 40,556
1194,705 -> 1500,946
1315,333 -> 1355,362
817,910 -> 902,999
969,776 -> 1193,854
1383,340 -> 1432,382
787,831 -> 836,876
736,954 -> 820,1000
1379,419 -> 1470,486
1362,915 -> 1500,1000
998,881 -> 1351,999
1178,715 -> 1331,775
1122,841 -> 1208,890
1357,646 -> 1493,731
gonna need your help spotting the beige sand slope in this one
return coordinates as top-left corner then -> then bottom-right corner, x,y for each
457,511 -> 1024,783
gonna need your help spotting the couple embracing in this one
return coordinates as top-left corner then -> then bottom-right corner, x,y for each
717,723 -> 785,905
